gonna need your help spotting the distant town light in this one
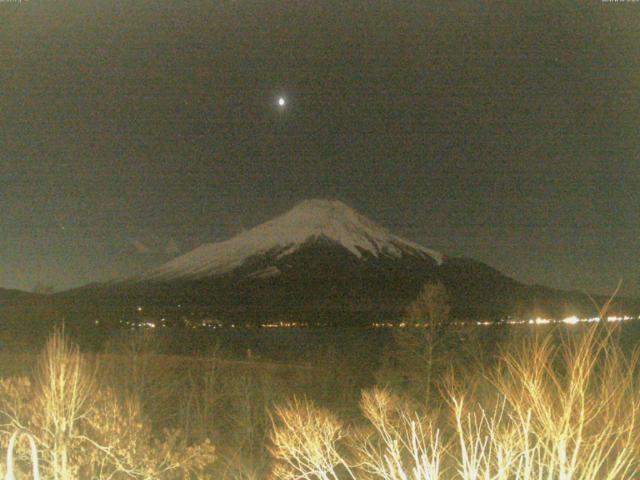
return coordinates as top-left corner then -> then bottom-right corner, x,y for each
530,318 -> 551,325
562,316 -> 580,325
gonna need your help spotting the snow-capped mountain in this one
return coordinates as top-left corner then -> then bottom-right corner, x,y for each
112,199 -> 529,321
141,199 -> 443,281
69,198 -> 639,323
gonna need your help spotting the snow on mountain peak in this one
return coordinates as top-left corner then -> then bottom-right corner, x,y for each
142,199 -> 442,280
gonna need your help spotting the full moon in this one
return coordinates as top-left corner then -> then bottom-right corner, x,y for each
277,96 -> 286,107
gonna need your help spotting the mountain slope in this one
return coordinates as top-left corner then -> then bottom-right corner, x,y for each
0,288 -> 40,308
141,199 -> 443,281
69,199 -> 639,322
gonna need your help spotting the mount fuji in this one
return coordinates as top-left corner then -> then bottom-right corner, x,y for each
67,199 -> 638,323
140,199 -> 443,282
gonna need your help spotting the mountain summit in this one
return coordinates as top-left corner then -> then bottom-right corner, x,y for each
80,198 -> 637,323
142,199 -> 443,281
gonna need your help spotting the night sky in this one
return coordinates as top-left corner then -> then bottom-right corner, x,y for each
1,0 -> 639,295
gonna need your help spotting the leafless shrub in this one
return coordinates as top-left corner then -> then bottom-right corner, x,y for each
269,396 -> 356,480
270,324 -> 640,480
0,329 -> 216,479
354,387 -> 441,480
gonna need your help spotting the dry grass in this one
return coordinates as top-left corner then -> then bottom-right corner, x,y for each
0,329 -> 217,479
0,315 -> 638,479
270,324 -> 640,479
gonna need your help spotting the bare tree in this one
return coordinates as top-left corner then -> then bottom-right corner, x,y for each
36,328 -> 94,480
378,282 -> 459,406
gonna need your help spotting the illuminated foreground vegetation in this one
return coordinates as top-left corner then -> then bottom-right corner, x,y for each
0,310 -> 639,478
271,324 -> 640,479
0,330 -> 216,479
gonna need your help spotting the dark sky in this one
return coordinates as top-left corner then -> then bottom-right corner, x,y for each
1,0 -> 639,295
